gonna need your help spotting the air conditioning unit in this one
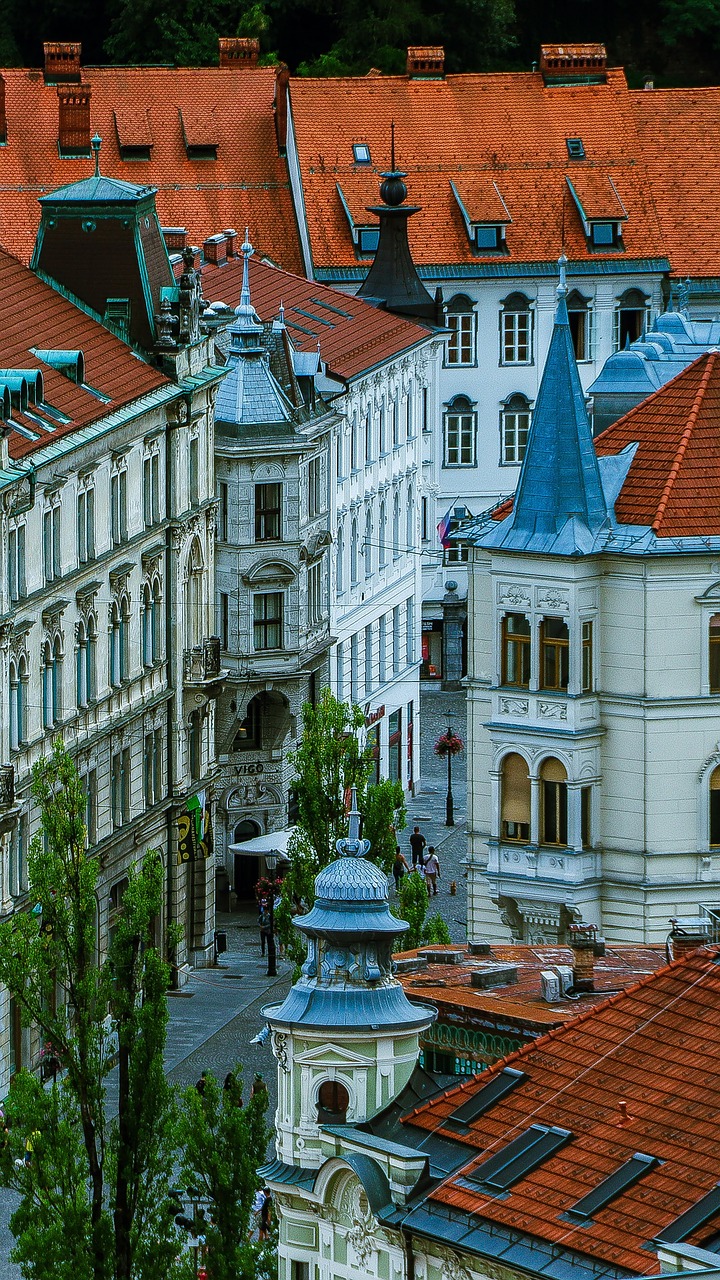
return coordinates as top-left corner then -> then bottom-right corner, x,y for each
541,970 -> 561,1002
554,964 -> 574,995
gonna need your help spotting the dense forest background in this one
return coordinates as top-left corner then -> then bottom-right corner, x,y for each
0,0 -> 718,86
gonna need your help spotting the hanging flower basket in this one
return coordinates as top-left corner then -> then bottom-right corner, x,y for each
434,732 -> 464,758
254,875 -> 284,902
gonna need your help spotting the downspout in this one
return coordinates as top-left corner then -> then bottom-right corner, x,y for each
165,406 -> 177,986
402,1225 -> 415,1280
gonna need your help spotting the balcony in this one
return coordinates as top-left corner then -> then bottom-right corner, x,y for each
183,637 -> 225,694
0,764 -> 19,835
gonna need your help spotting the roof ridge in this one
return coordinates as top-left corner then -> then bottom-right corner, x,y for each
594,348 -> 712,444
652,350 -> 717,533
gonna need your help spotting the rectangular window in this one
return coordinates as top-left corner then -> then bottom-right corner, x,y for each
365,624 -> 373,695
568,308 -> 592,362
582,621 -> 593,693
710,615 -> 720,693
255,482 -> 282,541
77,490 -> 87,562
220,592 -> 229,649
502,613 -> 531,687
393,605 -> 401,676
83,769 -> 98,845
406,598 -> 415,665
112,749 -> 131,829
218,481 -> 229,541
502,404 -> 531,465
336,640 -> 345,700
444,407 -> 476,466
308,561 -> 323,626
379,614 -> 387,684
365,412 -> 373,462
502,309 -> 532,364
406,392 -> 414,438
421,496 -> 429,542
422,387 -> 429,432
253,592 -> 283,651
143,454 -> 160,526
8,524 -> 26,600
391,398 -> 399,448
444,517 -> 470,564
350,633 -> 359,703
350,417 -> 358,471
543,780 -> 568,845
189,437 -> 199,508
581,785 -> 592,849
308,456 -> 324,518
591,221 -> 616,247
540,617 -> 569,691
111,470 -> 128,544
446,311 -> 476,365
43,509 -> 56,582
336,425 -> 344,479
379,406 -> 387,455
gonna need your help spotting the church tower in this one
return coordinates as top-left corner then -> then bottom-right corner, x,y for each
263,795 -> 435,1171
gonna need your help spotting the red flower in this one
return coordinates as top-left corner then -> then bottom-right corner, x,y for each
434,732 -> 464,758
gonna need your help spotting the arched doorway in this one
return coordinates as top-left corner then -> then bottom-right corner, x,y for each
233,819 -> 262,901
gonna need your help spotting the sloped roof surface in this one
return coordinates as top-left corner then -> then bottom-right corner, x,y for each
594,350 -> 720,536
402,946 -> 720,1274
201,254 -> 433,380
0,66 -> 301,271
631,87 -> 720,278
289,69 -> 666,269
0,248 -> 167,461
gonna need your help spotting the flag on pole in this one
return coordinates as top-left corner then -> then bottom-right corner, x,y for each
437,509 -> 453,548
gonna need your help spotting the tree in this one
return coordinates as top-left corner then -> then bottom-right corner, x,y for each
176,1068 -> 270,1280
361,778 -> 406,876
393,870 -> 428,949
0,740 -> 180,1280
289,689 -> 372,867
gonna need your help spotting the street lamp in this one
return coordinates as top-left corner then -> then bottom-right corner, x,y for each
445,726 -> 455,826
265,851 -> 278,978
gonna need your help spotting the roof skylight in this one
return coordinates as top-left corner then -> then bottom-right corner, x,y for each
446,1067 -> 526,1132
657,1182 -> 720,1243
567,137 -> 586,159
467,1124 -> 572,1192
353,143 -> 371,164
565,1153 -> 658,1222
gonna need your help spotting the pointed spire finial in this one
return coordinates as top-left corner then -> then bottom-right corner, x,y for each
278,300 -> 285,326
348,788 -> 360,842
239,227 -> 254,311
557,253 -> 568,298
335,785 -> 371,858
391,118 -> 396,171
91,133 -> 102,178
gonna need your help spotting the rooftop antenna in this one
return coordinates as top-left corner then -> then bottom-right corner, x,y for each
91,133 -> 102,178
390,118 -> 396,171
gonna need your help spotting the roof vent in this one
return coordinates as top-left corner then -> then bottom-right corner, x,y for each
57,85 -> 92,157
540,43 -> 607,85
541,969 -> 561,1002
32,349 -> 85,384
406,45 -> 445,79
43,41 -> 82,84
470,963 -> 518,989
218,37 -> 260,68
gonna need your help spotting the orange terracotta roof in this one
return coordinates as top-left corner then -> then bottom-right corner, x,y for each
566,169 -> 626,220
288,68 -> 667,269
396,943 -> 666,1033
0,248 -> 167,462
451,176 -> 511,225
200,254 -> 433,380
595,351 -> 720,536
631,87 -> 720,278
403,946 -> 720,1274
0,66 -> 302,273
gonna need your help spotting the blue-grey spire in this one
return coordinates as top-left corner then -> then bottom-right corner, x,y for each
485,257 -> 610,555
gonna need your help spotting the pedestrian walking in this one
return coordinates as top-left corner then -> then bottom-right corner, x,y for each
224,1071 -> 243,1106
258,900 -> 271,957
195,1071 -> 207,1097
409,826 -> 427,868
251,1072 -> 268,1102
423,846 -> 441,896
259,1187 -> 273,1240
392,846 -> 410,892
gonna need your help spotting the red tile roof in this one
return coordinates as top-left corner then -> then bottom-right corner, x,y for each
0,66 -> 302,273
0,248 -> 168,461
594,351 -> 720,536
200,254 -> 434,380
631,87 -> 720,278
288,69 -> 667,270
396,943 -> 667,1034
403,945 -> 720,1274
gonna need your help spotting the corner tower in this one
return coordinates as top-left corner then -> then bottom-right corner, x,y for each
263,796 -> 435,1170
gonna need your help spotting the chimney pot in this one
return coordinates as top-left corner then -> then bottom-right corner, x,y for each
57,84 -> 92,157
162,227 -> 187,252
203,232 -> 227,266
219,37 -> 260,69
43,41 -> 82,84
223,228 -> 238,256
406,45 -> 445,79
568,922 -> 597,993
274,63 -> 290,155
670,929 -> 707,960
539,43 -> 607,84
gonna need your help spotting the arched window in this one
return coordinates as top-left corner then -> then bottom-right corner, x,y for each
317,1079 -> 349,1124
540,617 -> 569,691
501,753 -> 530,842
501,613 -> 531,687
350,518 -> 359,585
710,615 -> 720,693
406,485 -> 415,550
567,289 -> 593,362
86,618 -> 96,702
142,584 -> 153,668
614,288 -> 649,351
185,538 -> 204,650
52,636 -> 63,722
12,656 -> 27,747
152,578 -> 161,663
445,294 -> 477,366
119,594 -> 130,683
501,394 -> 532,465
43,643 -> 54,728
541,758 -> 568,845
444,395 -> 477,467
500,292 -> 533,365
392,491 -> 401,560
336,522 -> 345,595
379,501 -> 387,568
364,510 -> 373,578
76,620 -> 88,708
9,661 -> 18,751
711,767 -> 720,846
110,603 -> 121,688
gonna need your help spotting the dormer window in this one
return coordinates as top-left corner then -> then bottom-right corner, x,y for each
352,143 -> 371,164
591,221 -> 618,247
337,182 -> 379,257
358,227 -> 379,255
566,137 -> 585,159
450,178 -> 510,255
475,224 -> 503,252
566,173 -> 626,253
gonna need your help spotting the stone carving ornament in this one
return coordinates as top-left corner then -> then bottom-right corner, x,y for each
500,697 -> 529,716
498,583 -> 531,608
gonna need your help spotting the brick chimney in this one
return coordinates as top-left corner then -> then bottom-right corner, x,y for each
0,76 -> 7,146
162,227 -> 188,252
57,85 -> 91,156
218,37 -> 260,68
568,922 -> 597,993
43,41 -> 82,84
274,63 -> 290,155
406,46 -> 445,79
669,926 -> 707,961
223,228 -> 238,257
540,43 -> 607,85
203,232 -> 227,266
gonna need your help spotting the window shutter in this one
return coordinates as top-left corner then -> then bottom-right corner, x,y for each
501,754 -> 531,824
541,757 -> 567,783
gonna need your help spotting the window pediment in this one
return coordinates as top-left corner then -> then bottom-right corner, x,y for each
242,558 -> 296,587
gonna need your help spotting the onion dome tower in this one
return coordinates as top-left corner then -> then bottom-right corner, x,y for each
263,793 -> 435,1170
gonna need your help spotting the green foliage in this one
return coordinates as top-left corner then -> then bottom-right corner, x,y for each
274,827 -> 319,973
289,689 -> 372,867
176,1070 -> 270,1280
392,870 -> 428,949
0,740 -> 181,1280
362,779 -> 407,876
422,913 -> 452,945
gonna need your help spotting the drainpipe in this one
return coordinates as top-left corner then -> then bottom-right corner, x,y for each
165,407 -> 177,985
402,1226 -> 415,1280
